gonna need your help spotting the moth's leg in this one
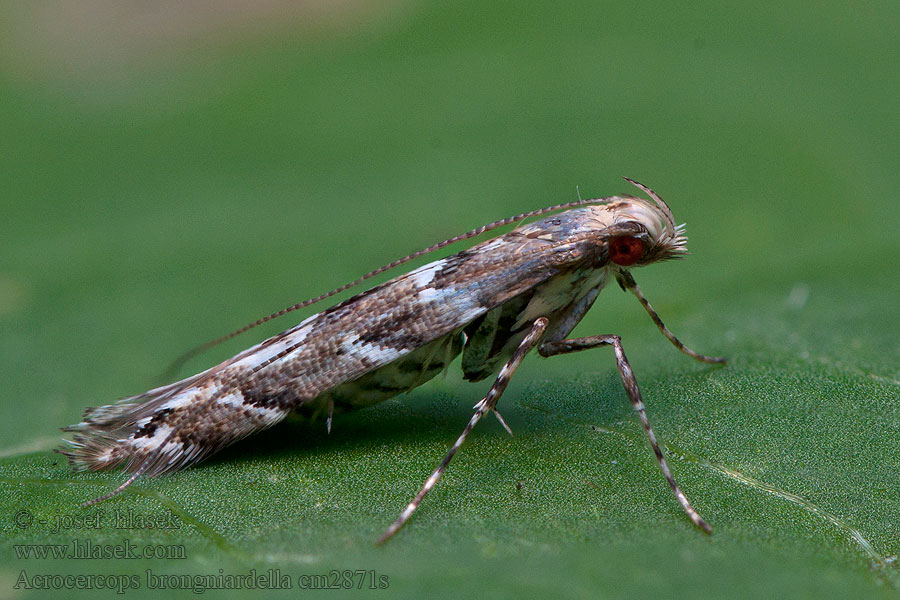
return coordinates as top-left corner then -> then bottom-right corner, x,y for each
326,399 -> 334,434
377,317 -> 549,545
617,270 -> 726,365
79,462 -> 150,508
405,335 -> 444,393
538,334 -> 712,533
490,406 -> 514,437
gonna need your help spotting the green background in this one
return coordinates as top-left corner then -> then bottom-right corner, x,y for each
1,1 -> 898,598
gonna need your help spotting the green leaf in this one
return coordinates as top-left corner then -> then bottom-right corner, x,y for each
1,1 -> 898,598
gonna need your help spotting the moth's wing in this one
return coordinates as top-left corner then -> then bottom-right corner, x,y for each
207,230 -> 577,410
59,316 -> 323,476
60,229 -> 570,477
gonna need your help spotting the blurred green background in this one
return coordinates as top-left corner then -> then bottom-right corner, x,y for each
1,1 -> 898,598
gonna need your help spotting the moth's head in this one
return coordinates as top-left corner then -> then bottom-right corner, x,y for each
592,179 -> 688,268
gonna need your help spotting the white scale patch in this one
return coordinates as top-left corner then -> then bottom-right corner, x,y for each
131,424 -> 173,451
410,260 -> 447,302
160,390 -> 198,411
409,259 -> 444,286
231,313 -> 317,369
218,390 -> 285,423
216,391 -> 244,407
416,286 -> 443,302
343,333 -> 404,366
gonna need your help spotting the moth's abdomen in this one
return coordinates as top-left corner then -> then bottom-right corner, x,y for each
318,331 -> 464,414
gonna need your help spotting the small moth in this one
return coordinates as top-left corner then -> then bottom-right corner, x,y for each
60,178 -> 725,543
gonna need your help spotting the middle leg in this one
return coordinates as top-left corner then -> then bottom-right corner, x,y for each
539,334 -> 712,533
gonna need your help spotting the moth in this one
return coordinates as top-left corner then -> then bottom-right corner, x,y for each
60,178 -> 725,543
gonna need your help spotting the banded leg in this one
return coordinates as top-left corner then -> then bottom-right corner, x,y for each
618,270 -> 726,364
79,462 -> 150,508
538,334 -> 712,533
377,317 -> 549,544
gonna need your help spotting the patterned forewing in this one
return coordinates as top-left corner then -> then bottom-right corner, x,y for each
63,219 -> 591,476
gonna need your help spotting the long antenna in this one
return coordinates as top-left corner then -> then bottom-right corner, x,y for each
622,177 -> 675,235
160,190 -> 639,379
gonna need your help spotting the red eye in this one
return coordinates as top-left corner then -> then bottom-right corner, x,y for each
608,236 -> 644,266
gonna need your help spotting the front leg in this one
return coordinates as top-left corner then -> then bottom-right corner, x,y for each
617,270 -> 726,365
539,334 -> 712,533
